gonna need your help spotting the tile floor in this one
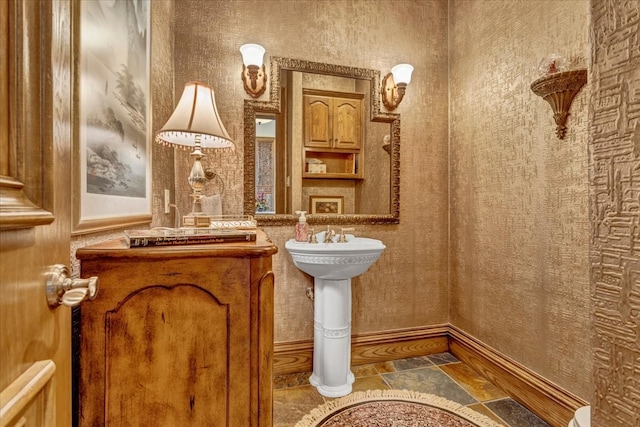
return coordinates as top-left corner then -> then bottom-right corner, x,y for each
273,352 -> 551,427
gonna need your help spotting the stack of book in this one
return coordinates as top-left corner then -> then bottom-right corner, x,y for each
124,227 -> 257,248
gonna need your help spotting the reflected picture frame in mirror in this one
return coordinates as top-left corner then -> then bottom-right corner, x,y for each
244,57 -> 400,226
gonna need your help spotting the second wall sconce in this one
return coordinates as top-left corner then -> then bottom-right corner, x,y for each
531,68 -> 587,140
240,43 -> 267,98
381,63 -> 414,110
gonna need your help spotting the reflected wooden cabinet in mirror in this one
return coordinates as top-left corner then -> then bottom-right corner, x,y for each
303,89 -> 363,179
244,57 -> 401,226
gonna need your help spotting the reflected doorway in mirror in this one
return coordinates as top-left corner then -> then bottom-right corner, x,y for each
255,136 -> 275,214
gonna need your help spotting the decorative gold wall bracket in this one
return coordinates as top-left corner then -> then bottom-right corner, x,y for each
241,64 -> 267,98
240,44 -> 267,98
531,69 -> 587,139
381,72 -> 407,110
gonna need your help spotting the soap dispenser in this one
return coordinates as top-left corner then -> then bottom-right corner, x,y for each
295,211 -> 309,242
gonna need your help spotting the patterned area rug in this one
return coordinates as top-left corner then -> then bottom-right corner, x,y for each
295,390 -> 505,427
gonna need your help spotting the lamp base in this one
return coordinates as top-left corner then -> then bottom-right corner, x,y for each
182,214 -> 212,228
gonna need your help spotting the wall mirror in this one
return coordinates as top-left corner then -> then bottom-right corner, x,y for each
244,57 -> 400,226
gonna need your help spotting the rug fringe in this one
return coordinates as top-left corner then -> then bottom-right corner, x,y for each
294,389 -> 506,427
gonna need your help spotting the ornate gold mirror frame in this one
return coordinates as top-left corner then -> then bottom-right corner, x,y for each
243,56 -> 401,226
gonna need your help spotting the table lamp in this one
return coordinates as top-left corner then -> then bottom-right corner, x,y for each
155,82 -> 234,227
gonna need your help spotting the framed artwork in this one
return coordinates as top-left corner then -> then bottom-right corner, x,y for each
72,0 -> 152,234
310,196 -> 344,215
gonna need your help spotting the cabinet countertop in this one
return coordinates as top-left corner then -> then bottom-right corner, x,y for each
76,228 -> 278,260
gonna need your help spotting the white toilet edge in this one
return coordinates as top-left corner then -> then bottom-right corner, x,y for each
573,405 -> 591,427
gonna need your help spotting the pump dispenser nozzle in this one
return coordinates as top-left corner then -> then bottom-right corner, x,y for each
295,211 -> 307,224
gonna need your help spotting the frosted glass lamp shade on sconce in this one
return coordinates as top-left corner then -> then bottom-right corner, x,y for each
240,43 -> 265,67
240,43 -> 267,98
391,63 -> 414,85
382,63 -> 414,110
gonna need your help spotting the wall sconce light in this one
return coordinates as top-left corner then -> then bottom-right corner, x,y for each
156,82 -> 234,227
531,69 -> 587,139
240,43 -> 267,98
381,63 -> 414,110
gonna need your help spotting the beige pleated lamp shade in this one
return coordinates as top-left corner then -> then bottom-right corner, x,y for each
155,81 -> 234,148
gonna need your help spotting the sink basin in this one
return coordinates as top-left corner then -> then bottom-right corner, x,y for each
284,234 -> 386,279
284,232 -> 386,398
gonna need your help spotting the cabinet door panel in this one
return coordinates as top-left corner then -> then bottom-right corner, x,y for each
304,96 -> 332,148
334,98 -> 361,149
105,284 -> 242,426
79,255 -> 255,427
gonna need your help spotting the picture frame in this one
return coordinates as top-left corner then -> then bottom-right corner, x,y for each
72,0 -> 152,234
309,196 -> 344,215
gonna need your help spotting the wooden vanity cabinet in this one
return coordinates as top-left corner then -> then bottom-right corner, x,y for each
75,229 -> 277,427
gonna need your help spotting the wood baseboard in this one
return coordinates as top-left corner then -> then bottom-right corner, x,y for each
448,325 -> 588,427
350,324 -> 449,366
273,340 -> 314,376
273,324 -> 449,375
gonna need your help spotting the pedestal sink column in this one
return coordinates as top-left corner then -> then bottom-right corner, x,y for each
284,235 -> 386,399
309,278 -> 354,397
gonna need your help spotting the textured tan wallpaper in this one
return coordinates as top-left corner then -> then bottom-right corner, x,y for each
173,0 -> 450,342
589,1 -> 640,425
449,0 -> 591,400
69,0 -> 640,414
150,0 -> 176,228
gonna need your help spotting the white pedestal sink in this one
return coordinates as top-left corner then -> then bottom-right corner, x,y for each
284,232 -> 385,397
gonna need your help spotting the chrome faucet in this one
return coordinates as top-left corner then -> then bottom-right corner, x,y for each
323,227 -> 336,243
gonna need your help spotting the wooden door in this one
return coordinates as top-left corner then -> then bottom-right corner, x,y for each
0,1 -> 73,426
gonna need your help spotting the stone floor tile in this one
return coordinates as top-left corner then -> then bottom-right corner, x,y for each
390,356 -> 434,371
382,366 -> 477,406
372,360 -> 397,374
274,371 -> 312,389
467,403 -> 509,426
351,375 -> 392,393
428,351 -> 460,365
484,398 -> 551,427
273,385 -> 325,427
441,362 -> 509,402
351,363 -> 380,377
